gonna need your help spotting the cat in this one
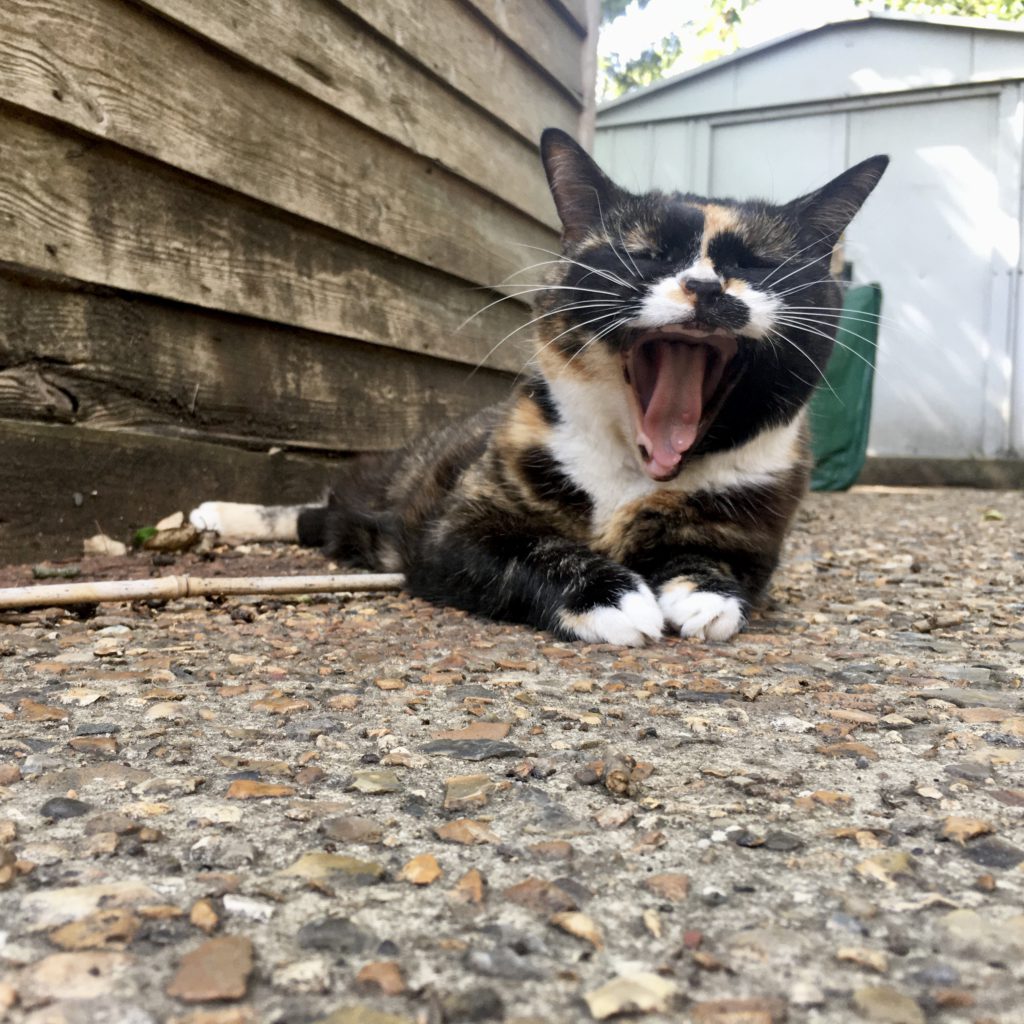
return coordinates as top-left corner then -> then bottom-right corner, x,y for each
190,129 -> 887,646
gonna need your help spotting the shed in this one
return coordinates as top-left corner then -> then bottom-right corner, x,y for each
0,0 -> 597,560
596,12 -> 1024,485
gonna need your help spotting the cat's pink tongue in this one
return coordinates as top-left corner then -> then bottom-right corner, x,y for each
637,343 -> 707,480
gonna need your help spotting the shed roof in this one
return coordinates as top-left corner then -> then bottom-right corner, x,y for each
597,11 -> 1024,125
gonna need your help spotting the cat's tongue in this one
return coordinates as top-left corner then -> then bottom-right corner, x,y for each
635,342 -> 708,479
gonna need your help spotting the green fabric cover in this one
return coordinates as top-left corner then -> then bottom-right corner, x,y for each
808,283 -> 882,492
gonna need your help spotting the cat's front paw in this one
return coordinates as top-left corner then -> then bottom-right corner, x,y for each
559,583 -> 665,647
658,579 -> 745,641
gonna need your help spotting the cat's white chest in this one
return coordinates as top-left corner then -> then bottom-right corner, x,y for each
546,370 -> 805,535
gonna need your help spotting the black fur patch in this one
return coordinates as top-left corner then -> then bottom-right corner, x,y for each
518,447 -> 592,515
522,376 -> 560,425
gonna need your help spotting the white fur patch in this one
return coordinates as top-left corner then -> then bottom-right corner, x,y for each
189,501 -> 303,543
631,275 -> 697,329
559,583 -> 665,646
734,287 -> 781,339
659,586 -> 745,641
674,414 -> 803,496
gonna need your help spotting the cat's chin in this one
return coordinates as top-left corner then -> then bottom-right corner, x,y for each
622,326 -> 739,481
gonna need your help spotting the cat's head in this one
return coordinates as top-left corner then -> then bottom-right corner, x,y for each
535,128 -> 887,482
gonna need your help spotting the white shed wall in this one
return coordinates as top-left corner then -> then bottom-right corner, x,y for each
595,20 -> 1024,461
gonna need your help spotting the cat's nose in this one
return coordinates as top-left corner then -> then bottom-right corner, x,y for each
683,276 -> 723,299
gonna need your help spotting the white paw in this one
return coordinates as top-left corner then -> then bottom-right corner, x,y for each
189,501 -> 228,535
659,585 -> 744,641
560,583 -> 665,646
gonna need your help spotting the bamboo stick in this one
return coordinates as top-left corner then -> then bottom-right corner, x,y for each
0,573 -> 406,610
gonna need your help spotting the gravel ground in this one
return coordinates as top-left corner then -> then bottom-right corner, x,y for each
0,487 -> 1022,1024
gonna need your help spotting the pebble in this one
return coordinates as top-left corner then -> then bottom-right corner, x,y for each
851,985 -> 925,1024
165,936 -> 254,1003
296,917 -> 375,954
40,797 -> 91,820
418,739 -> 526,761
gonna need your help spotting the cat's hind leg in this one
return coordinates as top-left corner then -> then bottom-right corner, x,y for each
189,502 -> 316,545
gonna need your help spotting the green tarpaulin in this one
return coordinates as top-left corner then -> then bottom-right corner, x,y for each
809,283 -> 882,492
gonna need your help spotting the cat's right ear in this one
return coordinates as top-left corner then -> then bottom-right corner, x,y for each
540,128 -> 621,245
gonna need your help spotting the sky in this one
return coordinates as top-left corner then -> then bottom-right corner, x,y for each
599,0 -> 867,73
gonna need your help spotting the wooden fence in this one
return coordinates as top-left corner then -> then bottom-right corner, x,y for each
0,0 -> 595,560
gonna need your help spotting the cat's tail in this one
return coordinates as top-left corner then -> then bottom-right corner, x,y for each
189,501 -> 317,545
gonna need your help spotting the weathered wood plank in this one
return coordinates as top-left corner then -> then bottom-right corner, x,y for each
1,0 -> 559,295
462,0 -> 586,97
0,273 -> 514,452
0,419 -> 337,563
0,109 -> 536,374
338,0 -> 582,145
551,0 -> 590,33
130,0 -> 557,227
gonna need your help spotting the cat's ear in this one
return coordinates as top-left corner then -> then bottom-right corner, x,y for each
540,128 -> 622,244
785,155 -> 889,248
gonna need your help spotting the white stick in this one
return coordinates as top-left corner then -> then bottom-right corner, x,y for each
0,573 -> 406,610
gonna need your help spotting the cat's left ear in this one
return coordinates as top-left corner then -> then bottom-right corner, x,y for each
540,128 -> 623,245
784,155 -> 889,248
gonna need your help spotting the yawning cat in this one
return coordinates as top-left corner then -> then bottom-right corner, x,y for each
191,129 -> 887,646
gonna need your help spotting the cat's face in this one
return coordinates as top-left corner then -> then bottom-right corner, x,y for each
536,130 -> 887,482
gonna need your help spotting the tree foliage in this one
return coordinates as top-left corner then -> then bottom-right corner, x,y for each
600,0 -> 1024,100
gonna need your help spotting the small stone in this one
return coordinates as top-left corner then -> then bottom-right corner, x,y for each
69,736 -> 119,755
851,985 -> 925,1024
763,830 -> 804,852
450,868 -> 486,905
48,909 -> 141,951
84,533 -> 127,556
166,936 -> 254,1003
418,739 -> 526,761
316,1007 -> 413,1024
20,881 -> 161,929
837,945 -> 889,973
40,797 -> 91,820
528,840 -> 574,862
346,770 -> 402,794
443,774 -> 496,812
583,973 -> 677,1020
225,780 -> 296,800
435,819 -> 499,845
592,804 -> 634,829
272,956 -> 331,994
690,997 -> 787,1023
190,899 -> 220,934
441,986 -> 505,1022
940,816 -> 994,845
281,853 -> 385,885
398,853 -> 442,886
221,895 -> 274,923
373,677 -> 406,690
18,951 -> 135,1007
962,836 -> 1024,869
550,911 -> 603,949
642,873 -> 689,902
296,917 -> 373,954
855,850 -> 915,886
0,763 -> 22,785
83,812 -> 138,837
503,877 -> 577,915
433,722 -> 511,741
321,815 -> 384,845
355,960 -> 406,996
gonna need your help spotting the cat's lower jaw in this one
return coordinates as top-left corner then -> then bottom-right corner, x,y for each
658,581 -> 745,641
557,582 -> 665,647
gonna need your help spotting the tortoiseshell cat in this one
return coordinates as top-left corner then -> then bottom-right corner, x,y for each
191,130 -> 886,646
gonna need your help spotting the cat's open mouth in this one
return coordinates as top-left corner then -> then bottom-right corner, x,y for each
622,326 -> 739,481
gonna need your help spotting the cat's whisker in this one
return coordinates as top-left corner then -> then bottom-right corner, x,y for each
457,284 -> 624,332
591,185 -> 642,286
465,301 -> 621,379
772,318 -> 884,379
764,327 -> 840,403
760,230 -> 842,289
511,242 -> 637,291
762,247 -> 835,291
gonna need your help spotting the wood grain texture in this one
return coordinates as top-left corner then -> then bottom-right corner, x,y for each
0,419 -> 338,563
0,273 -> 514,452
1,0 -> 559,293
0,110 -> 536,374
132,0 -> 559,227
463,0 -> 587,97
337,0 -> 583,145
